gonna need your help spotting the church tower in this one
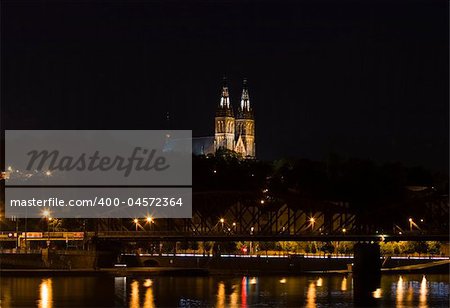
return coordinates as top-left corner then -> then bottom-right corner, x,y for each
235,78 -> 255,158
214,77 -> 235,152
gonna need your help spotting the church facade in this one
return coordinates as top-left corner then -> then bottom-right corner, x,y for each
191,78 -> 256,158
214,78 -> 255,158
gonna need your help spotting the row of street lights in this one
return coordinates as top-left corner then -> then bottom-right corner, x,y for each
41,210 -> 421,235
133,216 -> 155,231
216,217 -> 348,234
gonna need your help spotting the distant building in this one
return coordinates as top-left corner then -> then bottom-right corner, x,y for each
193,77 -> 255,158
214,77 -> 255,158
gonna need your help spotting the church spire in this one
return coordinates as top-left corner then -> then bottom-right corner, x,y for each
240,78 -> 250,111
235,77 -> 255,158
237,78 -> 253,119
216,76 -> 234,117
219,76 -> 230,108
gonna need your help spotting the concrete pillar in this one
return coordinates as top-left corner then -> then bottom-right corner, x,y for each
353,242 -> 381,306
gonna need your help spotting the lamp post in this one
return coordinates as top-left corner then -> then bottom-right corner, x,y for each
24,213 -> 28,252
220,218 -> 224,231
43,210 -> 51,247
15,217 -> 18,250
134,219 -> 139,231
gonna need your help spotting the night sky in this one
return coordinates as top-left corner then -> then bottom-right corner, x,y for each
2,0 -> 448,171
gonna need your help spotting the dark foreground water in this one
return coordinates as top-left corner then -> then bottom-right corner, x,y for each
0,274 -> 448,307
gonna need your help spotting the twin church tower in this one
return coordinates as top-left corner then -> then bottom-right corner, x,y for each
214,78 -> 255,158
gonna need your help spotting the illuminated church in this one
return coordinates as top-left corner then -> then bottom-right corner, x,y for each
193,78 -> 256,158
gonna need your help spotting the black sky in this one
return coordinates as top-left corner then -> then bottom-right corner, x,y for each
2,0 -> 448,171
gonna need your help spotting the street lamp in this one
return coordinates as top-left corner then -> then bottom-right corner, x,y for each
220,218 -> 224,230
134,218 -> 139,231
146,216 -> 154,231
409,218 -> 413,231
43,210 -> 50,218
309,217 -> 315,231
342,228 -> 347,234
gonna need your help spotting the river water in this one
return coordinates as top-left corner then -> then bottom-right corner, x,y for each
0,274 -> 448,307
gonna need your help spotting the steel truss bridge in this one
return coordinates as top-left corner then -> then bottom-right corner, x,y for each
95,191 -> 449,241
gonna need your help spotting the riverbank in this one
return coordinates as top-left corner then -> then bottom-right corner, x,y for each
121,254 -> 450,275
0,267 -> 209,277
1,251 -> 448,275
1,260 -> 448,276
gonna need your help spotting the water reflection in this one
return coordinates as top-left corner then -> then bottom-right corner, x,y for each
228,283 -> 237,306
396,275 -> 404,306
38,278 -> 53,308
419,275 -> 427,308
341,276 -> 348,291
0,274 -> 447,307
129,280 -> 140,308
217,281 -> 225,308
306,281 -> 316,308
406,281 -> 414,304
395,275 -> 431,308
240,277 -> 247,307
128,279 -> 156,308
114,276 -> 127,306
143,285 -> 155,308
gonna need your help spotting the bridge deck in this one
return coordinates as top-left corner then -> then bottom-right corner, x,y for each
93,232 -> 449,242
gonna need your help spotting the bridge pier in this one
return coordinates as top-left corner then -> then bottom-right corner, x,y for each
352,242 -> 381,306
